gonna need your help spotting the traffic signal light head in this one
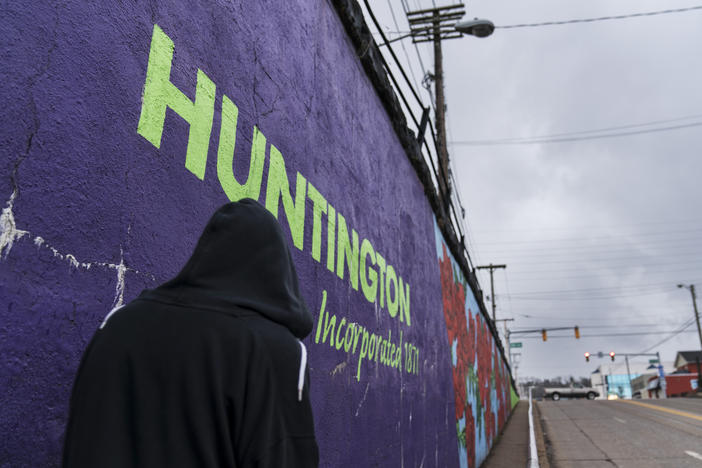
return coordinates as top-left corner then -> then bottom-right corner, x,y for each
584,352 -> 590,362
542,329 -> 547,341
574,326 -> 580,339
609,351 -> 615,361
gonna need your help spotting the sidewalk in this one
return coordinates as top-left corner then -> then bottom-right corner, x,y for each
481,401 -> 529,467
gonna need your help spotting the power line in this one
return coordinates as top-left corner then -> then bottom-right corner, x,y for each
491,252 -> 702,267
520,330 -> 698,339
473,217 -> 702,234
501,260 -> 702,274
513,323 -> 683,331
450,120 -> 702,146
507,281 -> 686,296
399,0 -> 434,109
478,242 -> 702,254
515,316 -> 688,324
470,114 -> 702,143
449,113 -> 702,145
507,290 -> 675,302
387,0 -> 422,100
498,5 -> 702,29
480,251 -> 702,265
638,318 -> 697,352
476,228 -> 702,245
501,267 -> 702,282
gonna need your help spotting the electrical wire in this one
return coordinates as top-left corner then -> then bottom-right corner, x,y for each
478,242 -> 702,255
387,0 -> 422,101
507,290 -> 676,302
502,267 -> 702,282
464,114 -> 702,143
498,5 -> 702,29
507,281 -> 685,296
476,228 -> 702,245
451,121 -> 702,146
474,217 -> 702,234
399,0 -> 434,110
519,330 -> 698,339
638,318 -> 698,352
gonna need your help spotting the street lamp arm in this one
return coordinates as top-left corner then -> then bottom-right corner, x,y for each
379,32 -> 414,46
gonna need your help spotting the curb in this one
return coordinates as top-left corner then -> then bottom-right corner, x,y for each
532,401 -> 551,468
528,388 -> 540,468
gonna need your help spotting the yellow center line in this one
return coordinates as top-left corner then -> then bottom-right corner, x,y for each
619,399 -> 702,422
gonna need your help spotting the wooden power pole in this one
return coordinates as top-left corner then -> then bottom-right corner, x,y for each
475,264 -> 507,322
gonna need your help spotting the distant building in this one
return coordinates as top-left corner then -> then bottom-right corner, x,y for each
664,351 -> 702,397
630,373 -> 659,399
673,350 -> 702,373
591,360 -> 673,399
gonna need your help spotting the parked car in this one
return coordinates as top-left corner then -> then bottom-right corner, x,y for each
544,383 -> 599,401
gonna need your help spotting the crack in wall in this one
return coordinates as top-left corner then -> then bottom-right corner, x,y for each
2,192 -> 155,308
0,189 -> 29,259
354,382 -> 370,417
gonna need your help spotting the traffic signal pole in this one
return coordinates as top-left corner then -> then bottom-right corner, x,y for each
510,326 -> 580,341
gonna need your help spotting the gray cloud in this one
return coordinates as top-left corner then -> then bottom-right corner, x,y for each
368,0 -> 702,381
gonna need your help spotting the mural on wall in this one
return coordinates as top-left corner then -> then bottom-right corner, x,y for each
435,223 -> 513,468
1,1 -> 514,466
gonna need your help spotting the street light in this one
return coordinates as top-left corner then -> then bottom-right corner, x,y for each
677,283 -> 702,350
454,18 -> 495,38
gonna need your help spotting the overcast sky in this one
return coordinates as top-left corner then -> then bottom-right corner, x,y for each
363,0 -> 702,381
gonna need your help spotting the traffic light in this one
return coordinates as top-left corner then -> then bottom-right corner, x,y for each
541,329 -> 547,341
584,352 -> 590,362
574,326 -> 580,339
609,351 -> 615,361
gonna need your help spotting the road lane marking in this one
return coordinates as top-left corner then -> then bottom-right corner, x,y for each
686,450 -> 702,461
619,400 -> 702,422
613,417 -> 627,424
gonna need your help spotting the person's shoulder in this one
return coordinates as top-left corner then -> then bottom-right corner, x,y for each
246,315 -> 300,348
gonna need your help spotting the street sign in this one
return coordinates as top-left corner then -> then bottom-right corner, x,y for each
510,342 -> 522,348
649,359 -> 659,364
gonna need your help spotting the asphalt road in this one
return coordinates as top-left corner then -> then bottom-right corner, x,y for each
537,398 -> 702,468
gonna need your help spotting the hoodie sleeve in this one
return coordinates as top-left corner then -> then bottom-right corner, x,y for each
232,326 -> 318,468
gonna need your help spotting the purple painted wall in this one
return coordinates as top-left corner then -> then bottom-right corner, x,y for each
0,1 -> 512,466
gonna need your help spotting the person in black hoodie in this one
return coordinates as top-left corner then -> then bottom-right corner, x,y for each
62,199 -> 319,468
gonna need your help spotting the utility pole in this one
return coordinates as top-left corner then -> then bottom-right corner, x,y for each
476,264 -> 506,322
678,284 -> 702,350
406,4 -> 466,213
432,10 -> 449,213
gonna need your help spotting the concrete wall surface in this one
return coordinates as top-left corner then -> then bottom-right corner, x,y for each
0,1 -> 514,466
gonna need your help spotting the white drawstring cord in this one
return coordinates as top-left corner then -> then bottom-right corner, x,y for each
99,305 -> 124,329
297,341 -> 307,402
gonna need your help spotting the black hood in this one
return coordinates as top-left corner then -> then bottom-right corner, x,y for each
143,199 -> 313,339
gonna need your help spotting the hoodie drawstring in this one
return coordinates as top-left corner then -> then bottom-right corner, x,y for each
99,305 -> 124,329
297,341 -> 307,402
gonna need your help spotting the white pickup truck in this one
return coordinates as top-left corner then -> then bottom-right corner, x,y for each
544,383 -> 599,401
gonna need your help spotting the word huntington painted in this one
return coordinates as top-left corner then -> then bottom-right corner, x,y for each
136,25 -> 411,327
